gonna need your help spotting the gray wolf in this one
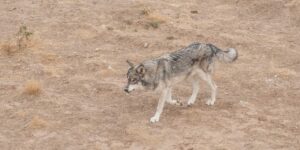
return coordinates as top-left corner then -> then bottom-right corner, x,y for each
124,42 -> 238,123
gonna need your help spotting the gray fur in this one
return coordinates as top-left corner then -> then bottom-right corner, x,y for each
124,42 -> 238,123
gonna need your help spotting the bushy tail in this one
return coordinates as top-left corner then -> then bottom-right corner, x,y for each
215,47 -> 238,63
207,44 -> 238,63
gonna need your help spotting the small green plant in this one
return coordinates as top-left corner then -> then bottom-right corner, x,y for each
0,25 -> 33,56
16,25 -> 33,50
17,26 -> 33,39
148,21 -> 159,29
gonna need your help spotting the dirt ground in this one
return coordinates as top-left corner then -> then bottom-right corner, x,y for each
0,0 -> 299,149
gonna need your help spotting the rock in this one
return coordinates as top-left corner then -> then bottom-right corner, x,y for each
144,43 -> 149,48
190,10 -> 198,14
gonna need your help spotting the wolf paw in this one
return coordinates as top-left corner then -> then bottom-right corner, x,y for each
206,99 -> 215,106
187,100 -> 195,106
150,116 -> 160,123
167,99 -> 183,106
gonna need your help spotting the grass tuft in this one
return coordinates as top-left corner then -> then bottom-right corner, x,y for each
141,7 -> 151,16
0,25 -> 33,56
26,116 -> 48,129
139,7 -> 166,29
0,42 -> 17,55
16,25 -> 33,50
23,80 -> 41,95
145,13 -> 166,29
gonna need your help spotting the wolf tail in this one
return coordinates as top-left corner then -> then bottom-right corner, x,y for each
209,44 -> 238,63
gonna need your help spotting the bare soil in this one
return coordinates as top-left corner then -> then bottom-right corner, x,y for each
0,0 -> 299,149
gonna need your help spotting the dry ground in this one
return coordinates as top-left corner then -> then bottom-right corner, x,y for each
0,0 -> 300,149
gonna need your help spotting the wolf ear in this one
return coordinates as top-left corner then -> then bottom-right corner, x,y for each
136,65 -> 146,76
126,60 -> 134,68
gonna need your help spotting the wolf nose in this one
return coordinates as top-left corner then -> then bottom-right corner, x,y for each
124,88 -> 129,93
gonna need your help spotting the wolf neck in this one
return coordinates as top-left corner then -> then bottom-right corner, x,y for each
139,63 -> 160,90
140,75 -> 159,90
141,79 -> 153,88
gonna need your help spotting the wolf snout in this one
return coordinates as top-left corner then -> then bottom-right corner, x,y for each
124,88 -> 130,93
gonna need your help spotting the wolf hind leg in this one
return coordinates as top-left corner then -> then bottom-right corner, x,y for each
196,70 -> 217,105
166,87 -> 182,106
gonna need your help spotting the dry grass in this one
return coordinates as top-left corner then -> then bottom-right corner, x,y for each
140,7 -> 151,16
43,65 -> 64,77
270,59 -> 297,77
146,13 -> 167,29
40,52 -> 58,64
140,8 -> 167,29
271,67 -> 297,77
23,80 -> 41,95
0,42 -> 17,55
26,116 -> 48,129
147,13 -> 167,23
0,25 -> 33,56
15,110 -> 28,118
99,65 -> 115,77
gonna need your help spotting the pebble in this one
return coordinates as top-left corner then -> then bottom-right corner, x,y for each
144,43 -> 149,48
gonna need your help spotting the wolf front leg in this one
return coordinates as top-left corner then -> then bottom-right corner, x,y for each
150,87 -> 169,123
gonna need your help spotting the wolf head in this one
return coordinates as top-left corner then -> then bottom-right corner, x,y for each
124,60 -> 146,93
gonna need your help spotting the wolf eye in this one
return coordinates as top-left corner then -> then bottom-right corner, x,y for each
130,78 -> 138,83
